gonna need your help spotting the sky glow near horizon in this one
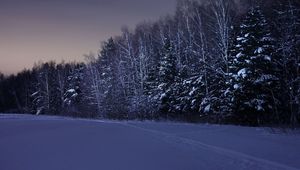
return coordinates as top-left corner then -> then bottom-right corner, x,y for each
0,0 -> 177,75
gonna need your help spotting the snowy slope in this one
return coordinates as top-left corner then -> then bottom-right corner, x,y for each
0,114 -> 299,170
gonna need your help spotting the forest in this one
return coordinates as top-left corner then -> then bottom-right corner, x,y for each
0,0 -> 299,127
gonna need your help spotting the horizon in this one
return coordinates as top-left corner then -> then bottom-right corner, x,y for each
1,1 -> 300,169
0,0 -> 177,75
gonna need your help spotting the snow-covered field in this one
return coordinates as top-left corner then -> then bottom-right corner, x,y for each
0,114 -> 299,170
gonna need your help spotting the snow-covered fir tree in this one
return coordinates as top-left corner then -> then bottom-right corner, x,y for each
230,6 -> 281,125
98,38 -> 127,118
158,38 -> 177,115
64,64 -> 85,116
159,39 -> 177,86
144,66 -> 159,96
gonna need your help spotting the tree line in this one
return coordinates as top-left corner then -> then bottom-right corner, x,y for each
0,0 -> 299,127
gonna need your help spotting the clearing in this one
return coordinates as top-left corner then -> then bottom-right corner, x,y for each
0,114 -> 299,170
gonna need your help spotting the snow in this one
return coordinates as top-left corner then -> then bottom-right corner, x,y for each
234,84 -> 240,89
254,74 -> 277,84
224,88 -> 230,96
67,89 -> 76,93
191,99 -> 197,105
160,93 -> 167,100
252,99 -> 265,111
264,55 -> 271,61
158,83 -> 165,90
237,37 -> 244,41
189,87 -> 196,96
204,104 -> 211,113
255,47 -> 264,54
236,52 -> 243,58
71,93 -> 78,98
238,68 -> 248,78
245,59 -> 251,64
261,37 -> 273,42
0,114 -> 300,170
31,91 -> 39,97
36,109 -> 42,115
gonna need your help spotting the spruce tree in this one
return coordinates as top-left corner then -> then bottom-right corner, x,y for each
158,38 -> 177,115
159,39 -> 177,86
99,38 -> 117,116
64,64 -> 84,116
99,38 -> 127,118
144,66 -> 159,96
231,6 -> 280,125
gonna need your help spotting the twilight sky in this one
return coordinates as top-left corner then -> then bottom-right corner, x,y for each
0,0 -> 177,75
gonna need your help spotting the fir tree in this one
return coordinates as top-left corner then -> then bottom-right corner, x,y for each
231,6 -> 280,125
158,38 -> 177,115
64,64 -> 85,116
159,39 -> 177,86
99,38 -> 127,118
144,66 -> 159,96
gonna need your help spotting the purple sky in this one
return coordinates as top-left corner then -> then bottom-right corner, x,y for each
0,0 -> 177,75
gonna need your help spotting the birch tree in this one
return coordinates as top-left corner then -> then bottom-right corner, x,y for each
275,0 -> 300,126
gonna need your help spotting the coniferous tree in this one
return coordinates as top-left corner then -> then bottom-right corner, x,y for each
231,6 -> 280,125
158,38 -> 177,115
144,66 -> 159,96
99,38 -> 127,118
64,64 -> 85,116
159,39 -> 177,86
83,54 -> 103,116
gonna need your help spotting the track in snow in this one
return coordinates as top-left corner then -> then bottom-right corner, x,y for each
0,114 -> 299,170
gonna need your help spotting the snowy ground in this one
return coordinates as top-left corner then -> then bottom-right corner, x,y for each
0,114 -> 300,170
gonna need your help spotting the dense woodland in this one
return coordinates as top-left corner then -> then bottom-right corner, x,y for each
0,0 -> 299,126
